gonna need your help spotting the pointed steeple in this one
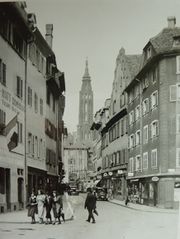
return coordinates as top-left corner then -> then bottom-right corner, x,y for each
83,58 -> 90,78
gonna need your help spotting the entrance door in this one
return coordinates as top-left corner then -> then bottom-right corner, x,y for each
5,169 -> 11,210
18,178 -> 24,209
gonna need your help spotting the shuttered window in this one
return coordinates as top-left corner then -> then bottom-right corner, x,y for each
143,152 -> 148,170
151,149 -> 157,168
176,148 -> 180,168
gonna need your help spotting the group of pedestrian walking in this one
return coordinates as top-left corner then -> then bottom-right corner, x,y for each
27,187 -> 98,225
27,189 -> 66,225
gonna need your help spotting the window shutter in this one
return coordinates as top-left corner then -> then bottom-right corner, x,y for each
2,63 -> 6,86
170,85 -> 176,101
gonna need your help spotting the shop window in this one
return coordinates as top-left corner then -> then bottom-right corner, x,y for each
151,149 -> 157,168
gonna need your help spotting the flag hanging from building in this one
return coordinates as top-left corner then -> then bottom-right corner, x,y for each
4,114 -> 18,136
7,132 -> 18,151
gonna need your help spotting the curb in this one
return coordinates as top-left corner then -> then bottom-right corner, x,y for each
108,200 -> 178,214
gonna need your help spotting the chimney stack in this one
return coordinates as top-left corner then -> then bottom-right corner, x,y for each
45,24 -> 53,49
167,16 -> 176,28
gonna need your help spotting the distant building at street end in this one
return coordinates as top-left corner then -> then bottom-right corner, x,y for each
77,59 -> 93,145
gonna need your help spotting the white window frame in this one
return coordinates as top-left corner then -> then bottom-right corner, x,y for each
143,98 -> 149,115
151,149 -> 157,168
170,85 -> 177,102
151,90 -> 158,109
176,148 -> 180,168
135,155 -> 141,171
143,125 -> 148,144
135,105 -> 140,121
129,134 -> 135,148
176,56 -> 180,74
151,120 -> 159,138
135,130 -> 141,146
129,157 -> 134,172
143,152 -> 148,170
129,110 -> 134,125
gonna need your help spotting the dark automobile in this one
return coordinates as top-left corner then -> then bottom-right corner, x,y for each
69,186 -> 79,195
95,187 -> 108,201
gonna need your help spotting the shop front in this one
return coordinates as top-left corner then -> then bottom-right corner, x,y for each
127,176 -> 159,206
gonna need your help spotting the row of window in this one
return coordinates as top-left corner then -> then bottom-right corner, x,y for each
112,93 -> 127,115
27,86 -> 43,115
129,91 -> 158,125
0,17 -> 26,59
102,116 -> 128,149
129,149 -> 157,172
129,121 -> 159,148
46,148 -> 56,166
45,118 -> 57,141
128,67 -> 158,104
28,133 -> 45,159
102,149 -> 127,169
29,43 -> 46,76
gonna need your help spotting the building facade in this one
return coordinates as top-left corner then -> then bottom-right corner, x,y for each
125,17 -> 180,208
0,2 -> 66,212
100,49 -> 141,200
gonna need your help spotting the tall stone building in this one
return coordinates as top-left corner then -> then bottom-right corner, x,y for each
77,60 -> 93,145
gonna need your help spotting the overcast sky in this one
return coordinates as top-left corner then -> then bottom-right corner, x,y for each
26,0 -> 180,132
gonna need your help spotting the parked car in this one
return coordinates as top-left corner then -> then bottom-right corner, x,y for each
95,187 -> 108,201
69,186 -> 79,195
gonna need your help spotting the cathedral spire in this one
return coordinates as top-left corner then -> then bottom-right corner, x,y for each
83,58 -> 90,78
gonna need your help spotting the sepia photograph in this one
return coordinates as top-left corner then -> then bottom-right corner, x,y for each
0,0 -> 180,238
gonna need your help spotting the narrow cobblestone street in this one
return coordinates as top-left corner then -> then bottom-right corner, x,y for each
0,195 -> 178,239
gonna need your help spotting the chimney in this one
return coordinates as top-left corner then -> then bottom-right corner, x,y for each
45,24 -> 53,48
167,16 -> 176,28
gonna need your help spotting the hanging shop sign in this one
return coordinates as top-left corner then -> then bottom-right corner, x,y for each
128,172 -> 134,177
103,173 -> 108,177
152,176 -> 159,182
117,170 -> 123,175
108,172 -> 113,176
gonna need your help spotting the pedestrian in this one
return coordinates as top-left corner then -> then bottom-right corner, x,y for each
36,189 -> 46,224
44,192 -> 53,224
27,192 -> 38,224
64,187 -> 74,220
84,188 -> 96,223
52,190 -> 63,224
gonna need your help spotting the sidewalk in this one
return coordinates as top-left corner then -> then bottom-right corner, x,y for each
108,199 -> 178,214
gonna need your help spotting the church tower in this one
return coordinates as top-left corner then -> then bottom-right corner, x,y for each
77,59 -> 93,144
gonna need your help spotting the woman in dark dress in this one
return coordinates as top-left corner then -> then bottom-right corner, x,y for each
28,192 -> 37,224
44,192 -> 53,224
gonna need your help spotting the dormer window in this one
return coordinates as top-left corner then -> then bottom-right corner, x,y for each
173,36 -> 180,47
147,46 -> 152,59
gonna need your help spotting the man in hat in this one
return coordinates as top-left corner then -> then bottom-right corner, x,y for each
84,188 -> 97,223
